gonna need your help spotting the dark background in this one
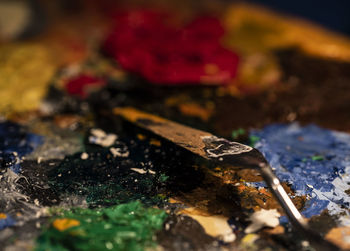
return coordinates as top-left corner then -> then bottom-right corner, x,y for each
250,0 -> 350,35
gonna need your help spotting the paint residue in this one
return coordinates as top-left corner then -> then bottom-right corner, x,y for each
0,121 -> 42,172
26,121 -> 82,161
35,201 -> 167,251
110,147 -> 129,158
251,123 -> 350,221
184,210 -> 236,243
49,134 -> 170,207
245,209 -> 280,233
89,128 -> 117,147
325,227 -> 350,250
0,213 -> 15,230
0,44 -> 57,115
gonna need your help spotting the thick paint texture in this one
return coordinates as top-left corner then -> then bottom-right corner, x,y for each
0,121 -> 42,230
103,10 -> 239,85
35,201 -> 167,251
0,214 -> 15,230
0,121 -> 42,173
251,123 -> 350,220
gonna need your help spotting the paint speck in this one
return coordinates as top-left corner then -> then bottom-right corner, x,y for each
241,233 -> 259,245
148,170 -> 156,175
221,232 -> 236,243
106,242 -> 113,250
301,240 -> 310,247
34,199 -> 40,206
149,139 -> 161,147
52,218 -> 80,232
81,152 -> 89,160
137,134 -> 146,140
130,168 -> 147,174
311,155 -> 325,161
37,156 -> 42,164
231,128 -> 245,139
245,209 -> 280,233
110,147 -> 129,157
89,128 -> 117,147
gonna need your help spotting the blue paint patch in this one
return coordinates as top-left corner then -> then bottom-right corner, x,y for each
251,123 -> 350,218
0,215 -> 16,230
0,121 -> 42,173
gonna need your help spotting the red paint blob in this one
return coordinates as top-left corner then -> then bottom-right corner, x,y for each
103,10 -> 239,85
65,74 -> 106,98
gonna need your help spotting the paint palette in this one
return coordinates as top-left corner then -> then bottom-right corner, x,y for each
1,1 -> 350,250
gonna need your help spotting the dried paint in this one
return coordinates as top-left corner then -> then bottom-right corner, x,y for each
251,123 -> 350,221
0,44 -> 57,115
26,121 -> 83,161
35,201 -> 167,251
89,128 -> 117,147
48,132 -> 172,208
245,209 -> 280,233
0,214 -> 15,230
184,212 -> 236,243
202,135 -> 253,158
65,74 -> 106,98
103,10 -> 239,85
231,128 -> 245,140
52,218 -> 80,231
224,4 -> 350,62
110,147 -> 129,158
0,121 -> 42,172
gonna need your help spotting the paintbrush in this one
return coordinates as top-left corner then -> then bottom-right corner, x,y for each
113,106 -> 342,251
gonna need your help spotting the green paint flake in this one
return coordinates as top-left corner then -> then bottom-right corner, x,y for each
35,201 -> 167,251
311,155 -> 325,161
158,174 -> 169,183
231,128 -> 245,139
249,135 -> 260,147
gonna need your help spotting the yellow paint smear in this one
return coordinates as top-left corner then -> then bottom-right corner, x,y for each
53,218 -> 80,232
137,134 -> 147,141
150,139 -> 161,147
224,3 -> 350,62
0,43 -> 57,115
